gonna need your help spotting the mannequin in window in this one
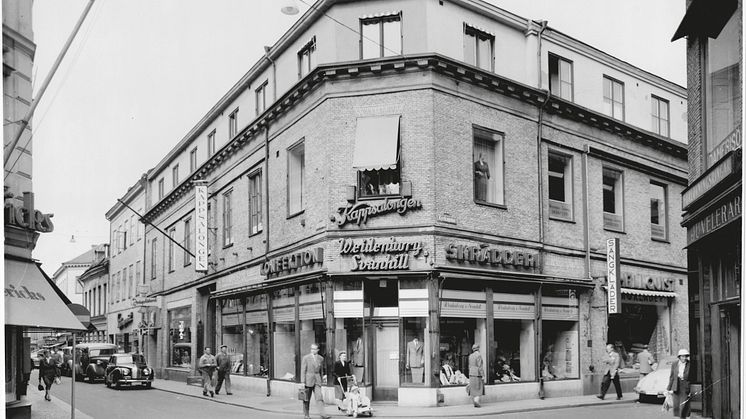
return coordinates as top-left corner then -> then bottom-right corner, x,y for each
440,356 -> 456,385
351,337 -> 365,382
406,337 -> 424,384
474,153 -> 490,201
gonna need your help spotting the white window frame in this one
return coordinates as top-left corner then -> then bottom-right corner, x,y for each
222,190 -> 233,247
168,228 -> 176,272
248,170 -> 263,235
651,95 -> 670,138
472,126 -> 505,207
229,108 -> 239,139
549,53 -> 573,101
547,150 -> 573,221
650,181 -> 668,241
603,76 -> 625,120
287,140 -> 306,216
463,23 -> 494,71
602,167 -> 624,231
298,36 -> 316,79
256,81 -> 268,116
360,13 -> 402,59
208,130 -> 216,156
190,147 -> 198,172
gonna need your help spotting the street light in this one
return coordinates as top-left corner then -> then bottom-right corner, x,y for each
281,0 -> 300,15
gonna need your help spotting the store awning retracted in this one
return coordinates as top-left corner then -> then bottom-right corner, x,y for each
351,115 -> 400,171
620,288 -> 677,298
5,259 -> 87,330
671,0 -> 737,41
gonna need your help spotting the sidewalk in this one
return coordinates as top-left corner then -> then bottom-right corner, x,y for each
25,386 -> 93,419
152,378 -> 642,418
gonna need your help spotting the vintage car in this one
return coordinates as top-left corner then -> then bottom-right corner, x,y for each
73,343 -> 118,382
634,355 -> 676,402
104,353 -> 154,389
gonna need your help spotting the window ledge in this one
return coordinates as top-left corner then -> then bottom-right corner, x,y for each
474,200 -> 507,210
603,227 -> 626,234
287,209 -> 305,220
249,230 -> 264,238
548,216 -> 576,224
358,194 -> 402,201
223,243 -> 234,249
184,261 -> 192,267
651,237 -> 669,244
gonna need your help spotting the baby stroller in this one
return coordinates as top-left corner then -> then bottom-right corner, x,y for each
337,375 -> 372,417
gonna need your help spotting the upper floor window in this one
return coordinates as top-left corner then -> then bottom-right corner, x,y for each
158,178 -> 165,200
172,164 -> 179,188
361,13 -> 402,59
463,23 -> 494,71
168,228 -> 176,272
184,218 -> 192,266
705,10 -> 741,167
353,115 -> 401,198
208,130 -> 216,156
122,220 -> 129,250
135,261 -> 141,286
248,170 -> 263,235
602,167 -> 624,231
229,108 -> 239,139
288,141 -> 305,215
548,151 -> 573,220
129,215 -> 135,246
190,147 -> 198,172
650,182 -> 667,240
137,209 -> 143,241
298,36 -> 316,79
150,239 -> 157,280
473,126 -> 504,206
603,76 -> 624,120
651,96 -> 670,137
223,190 -> 233,247
256,81 -> 268,116
549,54 -> 573,100
128,265 -> 133,299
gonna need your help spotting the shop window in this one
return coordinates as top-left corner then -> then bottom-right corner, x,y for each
602,168 -> 624,231
359,168 -> 400,198
222,190 -> 233,247
473,126 -> 504,206
463,23 -> 493,71
402,317 -> 427,385
287,141 -> 305,216
494,319 -> 535,383
298,36 -> 316,79
549,53 -> 573,100
603,76 -> 624,120
438,318 -> 478,386
651,95 -> 670,137
541,287 -> 579,380
548,151 -> 573,220
248,170 -> 263,235
333,281 -> 365,384
241,294 -> 269,376
705,10 -> 741,167
169,306 -> 192,368
299,283 -> 326,363
220,297 -> 244,375
361,13 -> 402,59
650,182 -> 667,240
272,288 -> 297,380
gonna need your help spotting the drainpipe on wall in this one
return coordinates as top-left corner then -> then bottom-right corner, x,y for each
264,46 -> 278,102
537,91 -> 551,245
537,20 -> 548,89
582,145 -> 591,279
264,123 -> 271,397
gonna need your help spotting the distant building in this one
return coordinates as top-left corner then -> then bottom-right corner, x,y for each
78,247 -> 110,342
52,244 -> 107,306
673,1 -> 742,418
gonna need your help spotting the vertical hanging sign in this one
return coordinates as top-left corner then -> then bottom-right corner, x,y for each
606,238 -> 621,314
195,181 -> 209,272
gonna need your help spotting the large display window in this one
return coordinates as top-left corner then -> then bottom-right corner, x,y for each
245,294 -> 269,376
494,319 -> 534,383
169,306 -> 192,368
541,286 -> 579,380
402,317 -> 427,385
334,280 -> 366,384
438,318 -> 477,386
220,297 -> 243,370
272,288 -> 296,380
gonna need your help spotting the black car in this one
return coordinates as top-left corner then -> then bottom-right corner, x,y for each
73,343 -> 118,382
105,353 -> 154,389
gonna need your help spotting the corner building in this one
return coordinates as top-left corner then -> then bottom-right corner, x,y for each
139,0 -> 689,406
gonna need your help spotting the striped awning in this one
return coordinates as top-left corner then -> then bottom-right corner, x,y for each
621,288 -> 677,298
464,22 -> 495,37
360,10 -> 400,20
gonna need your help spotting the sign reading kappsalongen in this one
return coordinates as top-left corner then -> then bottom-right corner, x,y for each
194,181 -> 209,272
331,197 -> 422,227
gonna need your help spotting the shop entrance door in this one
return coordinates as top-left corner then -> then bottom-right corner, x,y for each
371,320 -> 399,401
719,305 -> 740,419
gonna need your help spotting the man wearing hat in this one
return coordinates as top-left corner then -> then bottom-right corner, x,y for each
215,344 -> 233,395
597,343 -> 622,400
666,349 -> 691,418
467,343 -> 484,408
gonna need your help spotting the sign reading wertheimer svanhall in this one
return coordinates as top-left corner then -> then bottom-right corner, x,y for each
331,197 -> 422,227
260,247 -> 324,278
444,243 -> 538,270
339,237 -> 423,270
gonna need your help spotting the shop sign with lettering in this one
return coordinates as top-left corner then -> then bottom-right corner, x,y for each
687,194 -> 742,246
132,296 -> 159,307
194,182 -> 209,272
4,284 -> 45,300
621,294 -> 669,305
331,197 -> 422,227
260,247 -> 324,278
620,273 -> 675,292
444,244 -> 538,270
4,200 -> 54,233
682,149 -> 740,210
339,237 -> 423,271
606,238 -> 621,314
708,124 -> 741,166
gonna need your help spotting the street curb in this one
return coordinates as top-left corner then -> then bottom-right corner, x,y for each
153,385 -> 637,417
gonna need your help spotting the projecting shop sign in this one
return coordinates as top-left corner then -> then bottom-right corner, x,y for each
606,238 -> 621,314
194,181 -> 209,272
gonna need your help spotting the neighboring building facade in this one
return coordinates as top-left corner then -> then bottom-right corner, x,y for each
673,1 -> 742,418
78,248 -> 110,342
106,175 -> 148,353
135,0 -> 688,406
52,245 -> 106,306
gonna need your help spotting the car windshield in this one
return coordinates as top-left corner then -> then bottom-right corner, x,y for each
118,355 -> 145,364
90,348 -> 116,357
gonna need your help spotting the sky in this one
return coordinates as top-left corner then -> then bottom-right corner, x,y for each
28,0 -> 687,276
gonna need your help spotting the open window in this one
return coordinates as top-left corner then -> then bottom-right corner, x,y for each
353,115 -> 401,198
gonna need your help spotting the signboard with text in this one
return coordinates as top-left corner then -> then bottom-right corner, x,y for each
606,238 -> 621,314
194,182 -> 209,272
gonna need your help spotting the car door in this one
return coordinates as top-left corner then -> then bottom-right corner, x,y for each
105,356 -> 116,379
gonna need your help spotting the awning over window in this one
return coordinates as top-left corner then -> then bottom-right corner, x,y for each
671,0 -> 737,41
352,115 -> 400,171
5,259 -> 87,330
621,288 -> 677,298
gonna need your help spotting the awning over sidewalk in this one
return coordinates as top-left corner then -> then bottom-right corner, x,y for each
620,288 -> 676,298
5,258 -> 87,330
671,0 -> 737,40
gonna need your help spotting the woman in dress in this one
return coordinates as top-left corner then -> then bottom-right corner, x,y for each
666,349 -> 692,418
38,350 -> 60,401
334,351 -> 353,409
467,343 -> 485,408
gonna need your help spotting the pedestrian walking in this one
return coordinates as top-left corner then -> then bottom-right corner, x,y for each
637,345 -> 654,379
215,345 -> 232,395
666,349 -> 691,418
597,343 -> 622,400
198,347 -> 217,397
38,350 -> 60,402
333,351 -> 352,409
467,343 -> 484,408
300,343 -> 330,419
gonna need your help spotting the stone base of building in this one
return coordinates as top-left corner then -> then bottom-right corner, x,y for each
5,400 -> 32,419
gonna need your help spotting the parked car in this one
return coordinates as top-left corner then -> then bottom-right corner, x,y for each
634,356 -> 676,402
104,353 -> 154,389
73,343 -> 118,383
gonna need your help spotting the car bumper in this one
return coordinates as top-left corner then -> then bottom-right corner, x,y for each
116,378 -> 153,386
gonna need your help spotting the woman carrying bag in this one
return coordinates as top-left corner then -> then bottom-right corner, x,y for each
38,350 -> 61,401
665,349 -> 691,418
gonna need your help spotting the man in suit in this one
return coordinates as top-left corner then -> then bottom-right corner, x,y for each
215,345 -> 232,395
300,343 -> 329,419
597,343 -> 622,400
406,337 -> 424,383
666,349 -> 691,418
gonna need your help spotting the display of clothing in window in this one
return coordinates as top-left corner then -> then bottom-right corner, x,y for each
406,337 -> 424,383
351,336 -> 365,382
473,154 -> 491,201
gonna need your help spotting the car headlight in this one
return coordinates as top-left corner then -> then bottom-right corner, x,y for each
143,369 -> 150,375
96,360 -> 102,365
119,368 -> 130,376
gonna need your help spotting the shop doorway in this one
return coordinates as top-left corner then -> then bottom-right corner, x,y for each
719,305 -> 740,419
370,319 -> 399,401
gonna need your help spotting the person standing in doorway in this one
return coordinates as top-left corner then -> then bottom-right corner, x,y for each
597,343 -> 622,400
406,337 -> 424,383
198,347 -> 217,397
300,343 -> 329,419
666,349 -> 691,418
637,345 -> 654,381
215,345 -> 232,395
467,343 -> 485,408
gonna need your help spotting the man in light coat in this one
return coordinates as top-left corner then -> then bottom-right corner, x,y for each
300,343 -> 329,419
597,343 -> 622,400
198,347 -> 217,397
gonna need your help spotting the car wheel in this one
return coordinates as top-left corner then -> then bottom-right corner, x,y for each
85,367 -> 96,383
145,382 -> 152,389
115,380 -> 121,389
